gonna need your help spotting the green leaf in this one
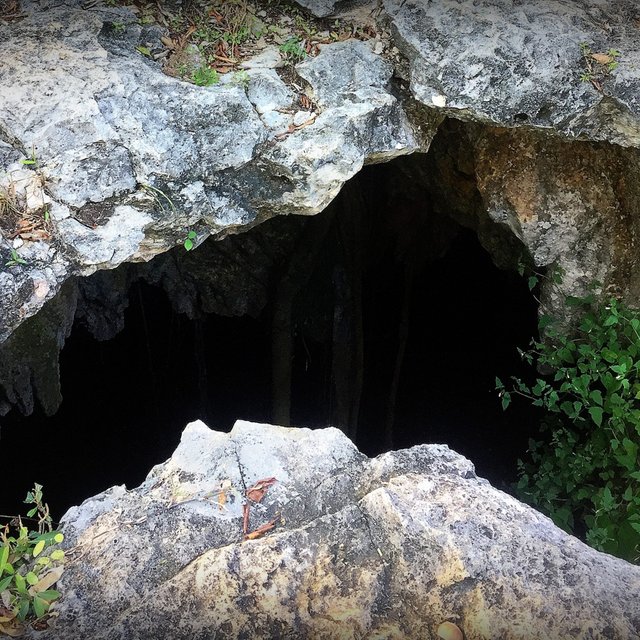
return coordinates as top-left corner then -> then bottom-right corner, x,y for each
501,392 -> 511,411
33,540 -> 46,557
589,390 -> 603,406
0,575 -> 12,592
527,276 -> 538,290
0,545 -> 8,574
37,589 -> 60,602
50,549 -> 64,561
33,596 -> 47,619
14,573 -> 27,594
26,571 -> 39,585
184,238 -> 194,251
136,45 -> 152,57
588,406 -> 603,427
53,532 -> 64,544
17,599 -> 29,621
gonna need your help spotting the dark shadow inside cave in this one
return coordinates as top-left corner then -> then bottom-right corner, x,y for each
0,134 -> 540,520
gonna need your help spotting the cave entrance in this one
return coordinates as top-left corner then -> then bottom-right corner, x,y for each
0,134 -> 539,519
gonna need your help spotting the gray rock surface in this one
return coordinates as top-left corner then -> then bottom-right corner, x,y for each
4,0 -> 640,416
385,0 -> 640,146
33,420 -> 640,640
0,1 -> 420,344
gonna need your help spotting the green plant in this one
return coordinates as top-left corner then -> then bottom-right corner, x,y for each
140,184 -> 176,215
191,65 -> 219,87
5,248 -> 27,267
579,42 -> 620,88
183,230 -> 197,251
0,485 -> 64,631
497,291 -> 640,562
279,37 -> 307,61
231,70 -> 250,89
136,45 -> 152,58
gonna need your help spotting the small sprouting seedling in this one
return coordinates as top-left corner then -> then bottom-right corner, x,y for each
111,21 -> 126,34
5,249 -> 27,267
24,484 -> 53,535
184,230 -> 197,251
579,42 -> 621,89
192,66 -> 219,87
0,485 -> 65,628
279,37 -> 307,62
231,70 -> 250,89
19,148 -> 39,169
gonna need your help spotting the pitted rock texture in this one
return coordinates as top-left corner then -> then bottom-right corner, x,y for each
4,0 -> 640,417
0,0 -> 420,344
35,420 -> 640,640
385,0 -> 640,146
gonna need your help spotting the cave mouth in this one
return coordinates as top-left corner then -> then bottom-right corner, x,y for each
0,149 -> 539,520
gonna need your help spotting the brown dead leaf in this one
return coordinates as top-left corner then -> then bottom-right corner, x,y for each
299,94 -> 311,110
591,52 -> 614,64
29,566 -> 63,595
19,229 -> 50,242
160,35 -> 176,50
242,502 -> 250,535
294,114 -> 317,130
0,616 -> 25,638
246,477 -> 277,503
245,519 -> 277,540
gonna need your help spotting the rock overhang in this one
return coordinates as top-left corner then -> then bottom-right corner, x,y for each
2,0 -> 640,419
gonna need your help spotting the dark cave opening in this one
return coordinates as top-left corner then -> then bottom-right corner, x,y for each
0,153 -> 540,520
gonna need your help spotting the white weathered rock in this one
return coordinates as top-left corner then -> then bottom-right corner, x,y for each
33,420 -> 640,640
385,0 -> 640,146
0,3 -> 421,345
246,68 -> 295,115
239,45 -> 283,69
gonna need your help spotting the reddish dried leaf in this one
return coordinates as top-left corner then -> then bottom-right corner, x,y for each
242,502 -> 250,535
246,477 -> 277,503
20,229 -> 50,241
245,519 -> 277,540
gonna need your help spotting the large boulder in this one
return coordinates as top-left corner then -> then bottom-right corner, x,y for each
35,420 -> 640,640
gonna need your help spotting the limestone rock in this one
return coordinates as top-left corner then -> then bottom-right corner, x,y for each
0,2 -> 421,344
35,421 -> 640,640
385,0 -> 640,146
4,0 -> 640,418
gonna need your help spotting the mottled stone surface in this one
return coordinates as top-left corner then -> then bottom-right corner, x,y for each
4,0 -> 640,417
0,1 -> 420,344
384,0 -> 640,145
32,421 -> 640,640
